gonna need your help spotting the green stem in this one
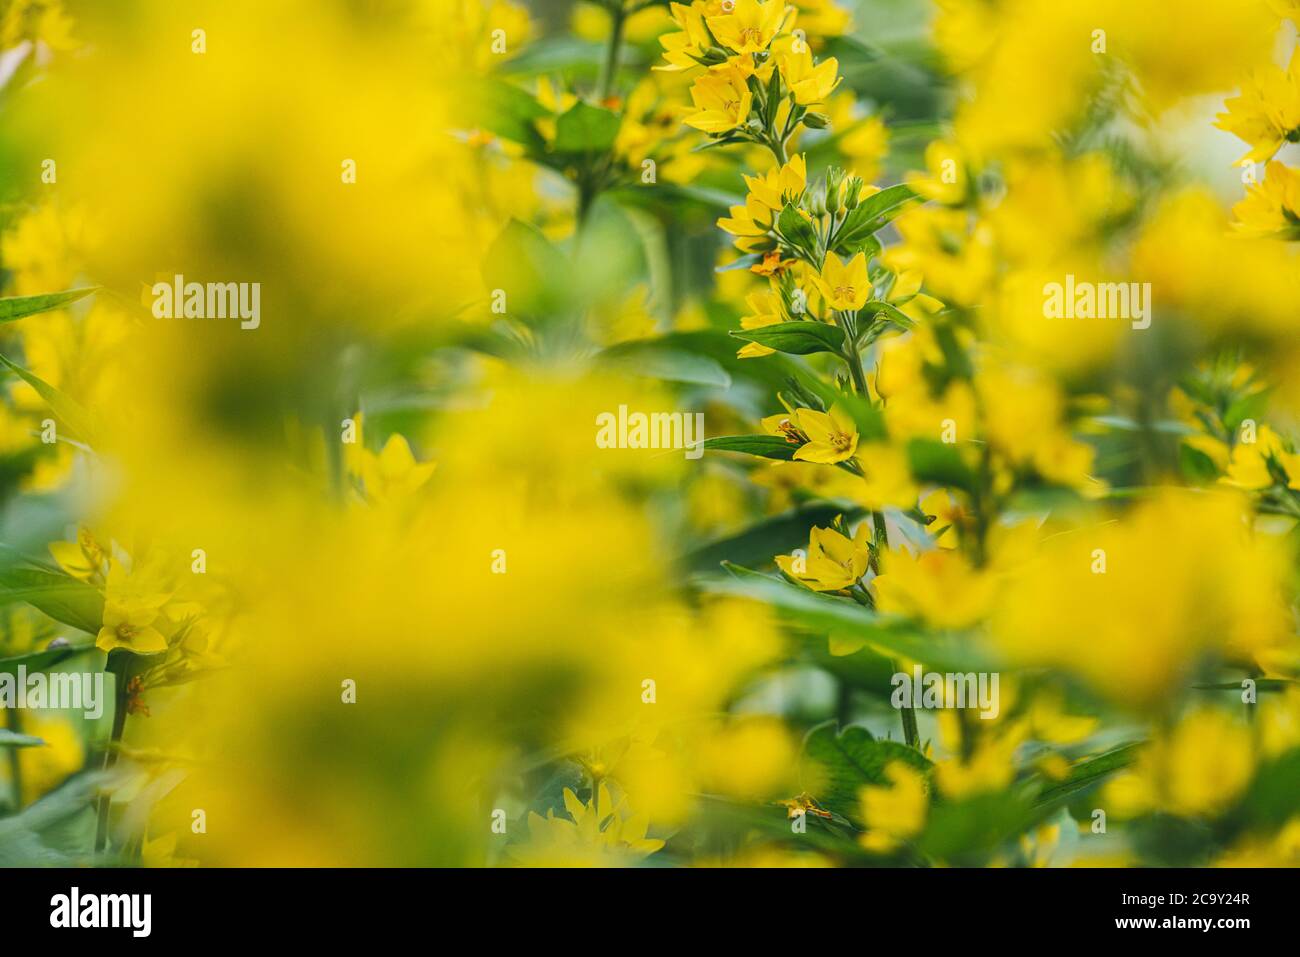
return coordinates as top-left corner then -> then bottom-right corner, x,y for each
598,5 -> 626,102
891,655 -> 919,749
899,693 -> 920,749
5,707 -> 22,810
875,517 -> 918,749
94,652 -> 132,853
834,313 -> 869,397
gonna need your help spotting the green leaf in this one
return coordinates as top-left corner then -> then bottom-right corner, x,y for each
833,232 -> 882,259
777,203 -> 818,257
730,321 -> 845,356
919,790 -> 1040,861
861,299 -> 916,329
0,287 -> 98,323
702,435 -> 800,461
1236,746 -> 1300,829
499,36 -> 606,78
697,564 -> 994,670
683,502 -> 865,572
597,341 -> 731,387
0,770 -> 119,866
0,565 -> 105,634
553,101 -> 621,154
466,79 -> 548,149
481,219 -> 574,322
906,438 -> 975,491
801,723 -> 931,823
0,728 -> 46,748
0,640 -> 97,678
0,353 -> 98,443
716,253 -> 764,273
1032,742 -> 1141,811
834,184 -> 918,251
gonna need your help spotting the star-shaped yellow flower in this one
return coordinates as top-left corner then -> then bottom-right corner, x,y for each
684,66 -> 753,134
813,251 -> 871,312
791,405 -> 859,463
776,523 -> 871,591
707,0 -> 788,55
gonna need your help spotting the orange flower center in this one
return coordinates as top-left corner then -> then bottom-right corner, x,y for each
833,284 -> 855,302
830,431 -> 852,452
739,27 -> 762,46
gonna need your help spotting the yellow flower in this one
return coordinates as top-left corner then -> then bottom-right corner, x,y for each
1215,50 -> 1300,166
779,48 -> 840,105
791,404 -> 858,463
751,249 -> 796,276
858,761 -> 928,852
919,488 -> 962,549
49,527 -> 108,582
742,153 -> 807,213
1103,709 -> 1254,819
684,66 -> 753,134
934,716 -> 1026,800
812,251 -> 870,312
776,523 -> 871,591
346,414 -> 437,503
791,0 -> 851,37
656,2 -> 711,71
906,139 -> 968,206
873,547 -> 995,630
508,783 -> 664,867
1231,161 -> 1300,239
534,76 -> 577,143
96,561 -> 170,654
1270,0 -> 1300,21
992,491 -> 1291,706
823,93 -> 889,178
853,444 -> 917,510
0,0 -> 78,52
737,290 -> 783,357
884,206 -> 994,306
1222,423 -> 1300,489
717,194 -> 775,250
706,0 -> 787,55
722,51 -> 776,83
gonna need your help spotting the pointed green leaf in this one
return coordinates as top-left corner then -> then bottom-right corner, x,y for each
0,287 -> 97,323
0,353 -> 97,443
730,321 -> 844,356
703,435 -> 800,461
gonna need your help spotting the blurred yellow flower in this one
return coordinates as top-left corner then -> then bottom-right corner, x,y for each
1232,161 -> 1300,239
1216,49 -> 1300,165
509,784 -> 664,867
873,547 -> 995,630
858,761 -> 928,852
